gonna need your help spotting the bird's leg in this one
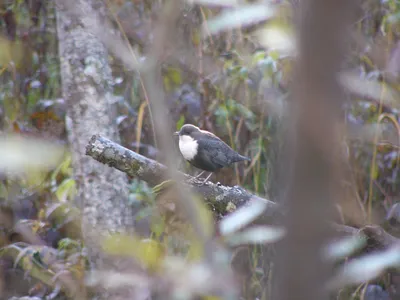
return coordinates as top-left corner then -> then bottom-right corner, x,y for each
187,171 -> 205,183
194,171 -> 205,179
199,172 -> 213,186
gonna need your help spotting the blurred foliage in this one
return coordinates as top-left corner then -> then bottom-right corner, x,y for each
0,0 -> 398,299
103,234 -> 166,272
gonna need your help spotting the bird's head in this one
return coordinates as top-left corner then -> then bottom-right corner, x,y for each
174,124 -> 201,138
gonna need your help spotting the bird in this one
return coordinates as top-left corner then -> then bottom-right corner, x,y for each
174,124 -> 251,185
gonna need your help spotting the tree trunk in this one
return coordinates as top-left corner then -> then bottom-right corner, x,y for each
55,0 -> 135,295
272,0 -> 354,300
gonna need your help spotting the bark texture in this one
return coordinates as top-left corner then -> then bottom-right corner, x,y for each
55,0 -> 134,277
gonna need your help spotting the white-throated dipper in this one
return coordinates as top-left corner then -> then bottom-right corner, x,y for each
174,124 -> 251,185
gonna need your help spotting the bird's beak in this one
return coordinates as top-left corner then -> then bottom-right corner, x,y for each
173,131 -> 179,136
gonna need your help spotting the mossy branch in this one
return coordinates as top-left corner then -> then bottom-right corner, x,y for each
86,134 -> 279,218
85,134 -> 400,249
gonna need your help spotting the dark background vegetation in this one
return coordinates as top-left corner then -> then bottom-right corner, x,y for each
0,0 -> 399,299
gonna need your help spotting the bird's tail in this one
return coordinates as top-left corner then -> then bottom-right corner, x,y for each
234,154 -> 251,163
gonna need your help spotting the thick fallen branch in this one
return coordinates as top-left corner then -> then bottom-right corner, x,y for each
86,134 -> 400,249
86,134 -> 279,219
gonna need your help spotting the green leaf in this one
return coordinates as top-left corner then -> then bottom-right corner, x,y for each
150,216 -> 165,240
176,115 -> 185,131
269,50 -> 280,61
103,234 -> 165,271
3,95 -> 20,123
58,238 -> 81,252
51,154 -> 73,183
252,51 -> 266,65
55,178 -> 77,202
371,164 -> 379,180
0,37 -> 24,67
169,68 -> 182,85
0,181 -> 8,199
163,67 -> 182,91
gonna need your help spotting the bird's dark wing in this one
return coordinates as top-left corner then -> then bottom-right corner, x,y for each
196,137 -> 234,168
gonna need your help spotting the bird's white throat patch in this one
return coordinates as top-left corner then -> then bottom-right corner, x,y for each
179,135 -> 198,161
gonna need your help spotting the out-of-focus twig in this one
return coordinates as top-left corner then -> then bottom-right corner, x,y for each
139,0 -> 214,260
